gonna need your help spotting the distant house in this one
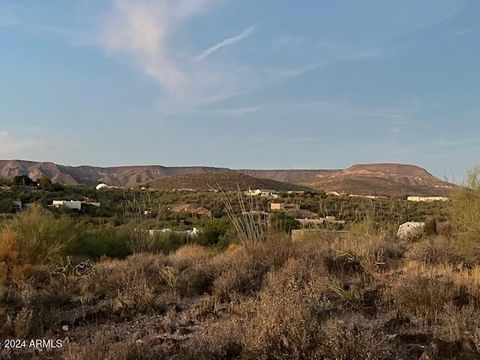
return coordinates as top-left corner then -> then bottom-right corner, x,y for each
348,194 -> 387,200
270,202 -> 300,212
296,216 -> 346,228
245,189 -> 279,199
96,183 -> 109,190
407,196 -> 449,202
170,204 -> 197,213
52,200 -> 100,210
52,200 -> 82,210
148,228 -> 201,238
169,204 -> 212,217
96,183 -> 120,190
326,191 -> 343,197
296,218 -> 325,227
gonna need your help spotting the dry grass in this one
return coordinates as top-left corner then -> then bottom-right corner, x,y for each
323,234 -> 405,277
389,261 -> 480,317
406,236 -> 464,266
434,303 -> 480,353
318,316 -> 392,360
241,258 -> 330,360
3,215 -> 480,359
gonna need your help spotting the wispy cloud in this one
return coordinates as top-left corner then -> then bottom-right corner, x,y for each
97,1 -> 318,111
194,25 -> 255,62
98,0 -> 265,108
209,105 -> 263,117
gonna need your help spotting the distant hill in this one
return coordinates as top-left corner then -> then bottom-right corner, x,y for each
0,160 -> 228,187
238,169 -> 338,183
148,171 -> 308,191
301,163 -> 455,197
0,160 -> 456,196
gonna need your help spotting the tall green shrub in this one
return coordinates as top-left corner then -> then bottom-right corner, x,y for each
0,204 -> 75,266
450,166 -> 480,257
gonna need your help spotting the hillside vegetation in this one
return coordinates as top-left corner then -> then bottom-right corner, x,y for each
147,171 -> 309,191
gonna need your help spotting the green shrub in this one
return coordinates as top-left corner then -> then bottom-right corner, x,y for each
68,224 -> 131,260
450,166 -> 480,259
0,205 -> 76,267
270,213 -> 301,234
196,218 -> 236,248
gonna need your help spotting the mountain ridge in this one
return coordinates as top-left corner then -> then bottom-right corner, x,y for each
0,160 -> 455,196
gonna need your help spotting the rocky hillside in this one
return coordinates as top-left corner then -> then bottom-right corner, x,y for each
0,160 -> 228,188
301,163 -> 455,197
0,160 -> 455,196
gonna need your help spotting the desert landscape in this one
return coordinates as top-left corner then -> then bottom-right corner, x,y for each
0,161 -> 478,359
1,0 -> 479,359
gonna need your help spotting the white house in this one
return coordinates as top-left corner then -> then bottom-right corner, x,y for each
245,189 -> 279,199
407,196 -> 449,202
52,200 -> 82,210
327,191 -> 342,197
96,183 -> 109,190
148,228 -> 200,238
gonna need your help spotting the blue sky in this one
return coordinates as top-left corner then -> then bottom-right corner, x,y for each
0,0 -> 479,181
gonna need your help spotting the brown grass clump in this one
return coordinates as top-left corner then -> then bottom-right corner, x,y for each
65,335 -> 160,360
211,239 -> 293,301
406,236 -> 463,266
389,261 -> 480,317
434,303 -> 480,353
170,246 -> 215,298
169,244 -> 212,269
318,315 -> 392,359
80,253 -> 169,312
185,317 -> 244,360
324,234 -> 405,277
0,266 -> 76,339
241,258 -> 330,360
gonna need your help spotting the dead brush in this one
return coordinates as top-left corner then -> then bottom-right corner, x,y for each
389,261 -> 480,317
406,236 -> 464,266
159,265 -> 178,294
111,269 -> 156,314
79,253 -> 169,304
325,234 -> 388,277
65,332 -> 159,360
169,244 -> 212,270
211,239 -> 293,301
318,315 -> 392,359
240,258 -> 331,360
434,303 -> 480,352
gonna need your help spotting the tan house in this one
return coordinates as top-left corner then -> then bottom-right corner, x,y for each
270,202 -> 300,212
